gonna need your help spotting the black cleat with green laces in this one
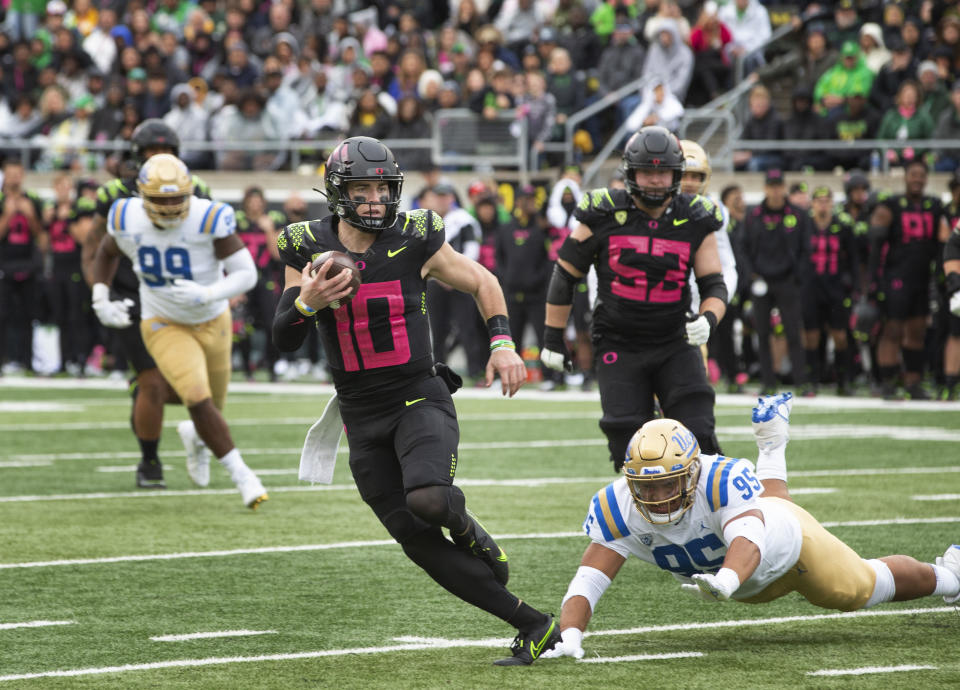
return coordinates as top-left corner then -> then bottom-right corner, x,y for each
136,459 -> 166,489
493,614 -> 561,666
452,513 -> 509,586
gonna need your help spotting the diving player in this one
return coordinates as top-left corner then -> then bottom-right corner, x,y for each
544,393 -> 960,659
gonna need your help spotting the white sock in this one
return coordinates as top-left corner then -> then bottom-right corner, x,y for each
218,448 -> 248,483
863,559 -> 896,608
755,445 -> 787,482
932,564 -> 960,598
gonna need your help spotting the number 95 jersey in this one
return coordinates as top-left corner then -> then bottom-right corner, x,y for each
277,210 -> 446,401
584,454 -> 802,600
106,196 -> 236,324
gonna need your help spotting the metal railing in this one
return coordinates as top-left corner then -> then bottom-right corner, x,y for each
732,139 -> 957,173
431,108 -> 529,180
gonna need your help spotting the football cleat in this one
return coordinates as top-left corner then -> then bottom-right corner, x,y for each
493,614 -> 561,666
751,392 -> 793,452
237,470 -> 268,510
452,512 -> 509,586
939,545 -> 960,604
136,459 -> 166,489
177,420 -> 210,488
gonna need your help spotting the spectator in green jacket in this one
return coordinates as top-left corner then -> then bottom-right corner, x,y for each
876,79 -> 935,167
917,60 -> 951,123
814,40 -> 875,116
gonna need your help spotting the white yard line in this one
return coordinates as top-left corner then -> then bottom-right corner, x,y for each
0,608 -> 951,682
2,519 -> 957,570
578,651 -> 704,664
912,494 -> 960,501
807,664 -> 937,677
150,630 -> 277,642
0,620 -> 74,630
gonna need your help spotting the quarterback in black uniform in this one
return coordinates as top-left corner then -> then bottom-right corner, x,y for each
541,126 -> 728,471
79,119 -> 213,489
272,136 -> 560,666
868,160 -> 950,399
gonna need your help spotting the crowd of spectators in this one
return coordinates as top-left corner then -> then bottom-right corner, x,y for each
2,1 -> 960,175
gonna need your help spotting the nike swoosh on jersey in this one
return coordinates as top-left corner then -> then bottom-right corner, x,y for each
387,245 -> 408,257
405,397 -> 426,406
673,218 -> 689,226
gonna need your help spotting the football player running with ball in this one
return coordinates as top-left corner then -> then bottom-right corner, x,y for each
90,154 -> 268,509
542,126 -> 728,472
544,393 -> 960,659
271,136 -> 560,666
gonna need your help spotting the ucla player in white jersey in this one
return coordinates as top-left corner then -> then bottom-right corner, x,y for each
545,393 -> 960,659
90,154 -> 267,509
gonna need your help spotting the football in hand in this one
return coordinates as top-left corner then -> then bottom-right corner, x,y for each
310,250 -> 361,309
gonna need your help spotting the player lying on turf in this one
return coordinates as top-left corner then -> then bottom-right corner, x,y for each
544,393 -> 960,659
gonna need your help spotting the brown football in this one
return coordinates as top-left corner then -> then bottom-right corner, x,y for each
310,250 -> 361,308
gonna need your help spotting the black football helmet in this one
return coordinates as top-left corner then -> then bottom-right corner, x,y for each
130,119 -> 180,165
325,136 -> 404,233
620,125 -> 684,207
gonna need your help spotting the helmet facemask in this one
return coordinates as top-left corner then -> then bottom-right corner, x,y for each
330,175 -> 402,233
622,418 -> 702,525
138,154 -> 194,229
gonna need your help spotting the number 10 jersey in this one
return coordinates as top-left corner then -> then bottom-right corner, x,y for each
277,211 -> 446,402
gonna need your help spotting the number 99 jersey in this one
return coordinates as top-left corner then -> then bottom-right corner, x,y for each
106,196 -> 236,324
583,454 -> 802,600
277,210 -> 446,402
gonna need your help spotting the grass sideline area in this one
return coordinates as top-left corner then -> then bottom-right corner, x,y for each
1,381 -> 958,688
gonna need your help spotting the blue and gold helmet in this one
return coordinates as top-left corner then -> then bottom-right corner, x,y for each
622,418 -> 701,525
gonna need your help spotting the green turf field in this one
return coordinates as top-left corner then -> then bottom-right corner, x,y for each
1,380 -> 958,688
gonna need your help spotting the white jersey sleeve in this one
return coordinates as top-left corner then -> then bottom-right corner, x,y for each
689,197 -> 737,311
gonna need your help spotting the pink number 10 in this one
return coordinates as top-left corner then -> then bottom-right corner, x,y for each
334,280 -> 411,371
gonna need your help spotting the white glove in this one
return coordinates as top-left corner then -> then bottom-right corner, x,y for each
541,627 -> 584,659
685,314 -> 712,346
91,283 -> 134,329
951,291 -> 960,317
681,568 -> 740,602
168,278 -> 212,306
541,348 -> 570,372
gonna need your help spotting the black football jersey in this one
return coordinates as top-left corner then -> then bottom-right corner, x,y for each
78,175 -> 213,296
571,188 -> 721,346
881,194 -> 944,277
0,189 -> 44,268
805,212 -> 859,285
277,210 -> 446,400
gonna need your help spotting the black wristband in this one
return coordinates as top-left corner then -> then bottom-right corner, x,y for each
273,287 -> 312,352
946,272 -> 960,297
704,311 -> 718,332
543,325 -> 565,351
486,314 -> 512,339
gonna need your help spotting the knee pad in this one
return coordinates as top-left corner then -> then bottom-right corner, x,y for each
405,485 -> 466,528
380,506 -> 430,544
863,558 -> 896,608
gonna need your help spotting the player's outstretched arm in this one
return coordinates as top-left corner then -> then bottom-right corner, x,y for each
81,215 -> 108,287
423,243 -> 526,397
543,542 -> 626,659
